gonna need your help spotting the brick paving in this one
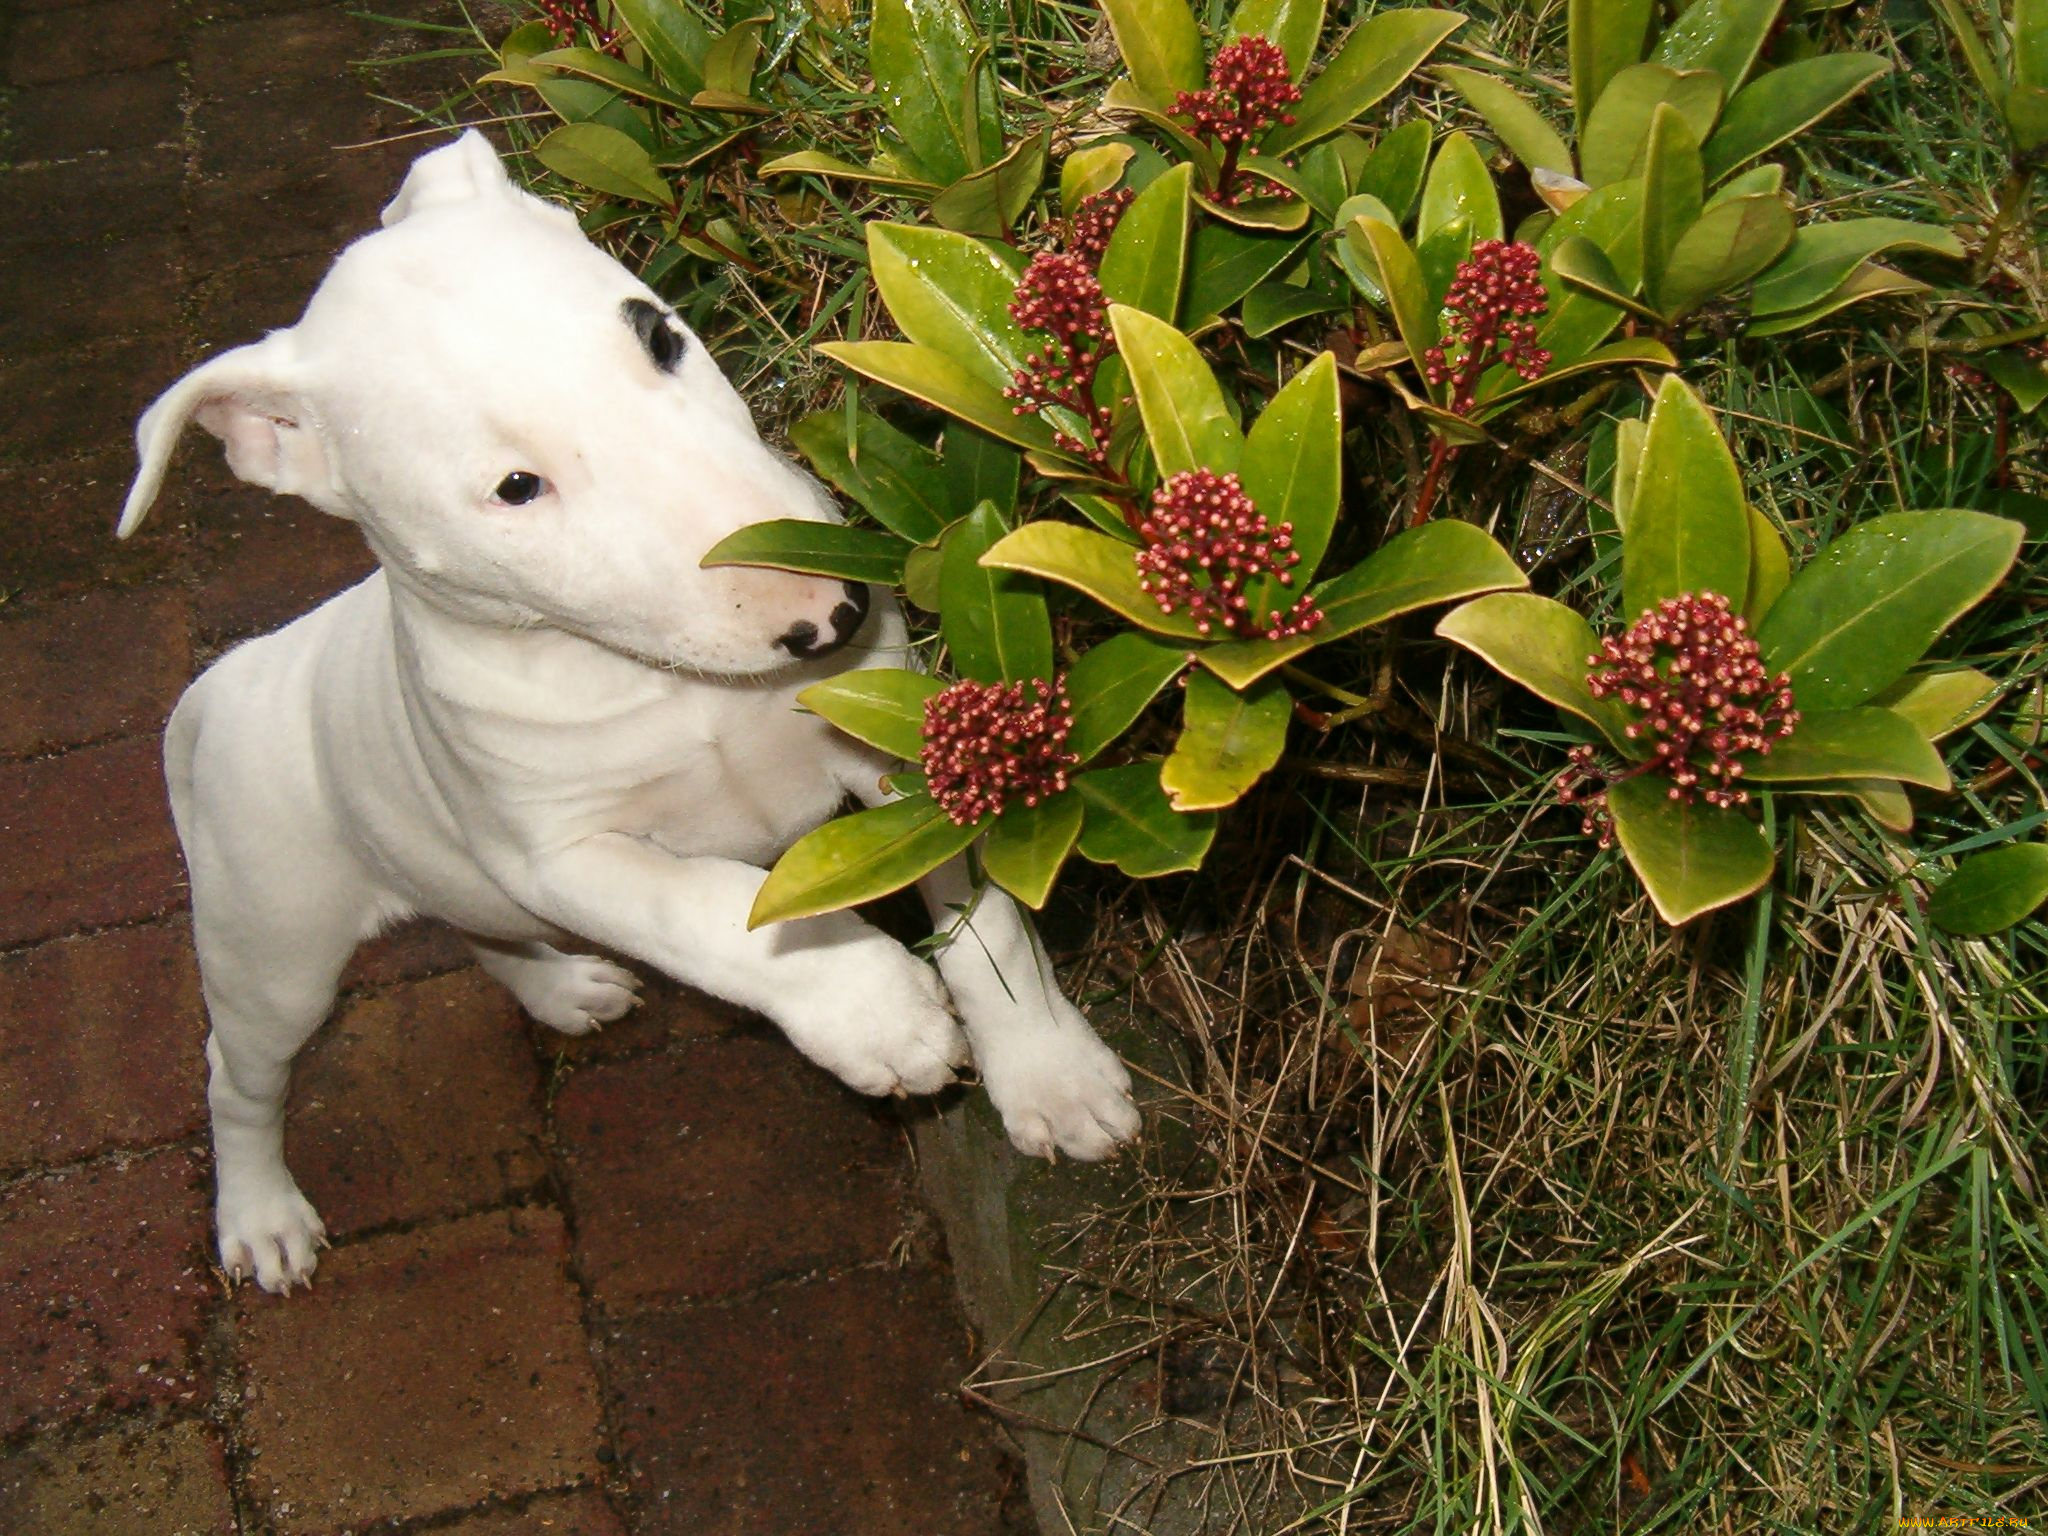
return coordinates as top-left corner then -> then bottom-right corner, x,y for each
0,1 -> 1031,1528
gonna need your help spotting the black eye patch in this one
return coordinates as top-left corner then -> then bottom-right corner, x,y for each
622,297 -> 687,374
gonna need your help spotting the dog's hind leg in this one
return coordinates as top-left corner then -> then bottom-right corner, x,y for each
465,937 -> 641,1035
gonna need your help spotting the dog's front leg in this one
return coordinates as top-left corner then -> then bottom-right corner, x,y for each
518,835 -> 969,1095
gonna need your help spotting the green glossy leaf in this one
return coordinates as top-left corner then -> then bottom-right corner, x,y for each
797,670 -> 942,761
903,544 -> 944,610
1701,54 -> 1890,181
1649,0 -> 1782,93
1606,776 -> 1774,925
1639,101 -> 1705,296
1755,510 -> 2025,710
1706,161 -> 1784,206
1161,671 -> 1292,810
1623,375 -> 1750,619
1435,591 -> 1637,752
1871,668 -> 2003,740
1749,218 -> 1965,317
1204,521 -> 1529,688
1181,223 -> 1308,325
1240,282 -> 1346,337
1743,262 -> 1930,338
871,0 -> 1001,186
1568,0 -> 1654,131
982,793 -> 1085,908
867,223 -> 1030,392
756,149 -> 941,191
699,17 -> 763,96
789,410 -> 951,543
980,521 -> 1204,638
1473,337 -> 1676,412
750,793 -> 981,927
1099,163 -> 1193,321
1744,502 -> 1790,623
1650,189 -> 1794,318
1240,352 -> 1341,582
1418,129 -> 1504,244
529,47 -> 693,108
2009,82 -> 2048,154
1346,215 -> 1436,367
609,0 -> 710,94
940,426 -> 1021,519
1416,213 -> 1475,316
1062,143 -> 1135,210
1066,631 -> 1193,761
1226,0 -> 1326,78
1073,764 -> 1218,877
820,342 -> 1059,452
1267,8 -> 1467,155
1742,707 -> 1949,789
1102,78 -> 1222,181
534,121 -> 674,205
2017,0 -> 2047,89
1582,65 -> 1721,187
1111,304 -> 1244,477
1193,189 -> 1312,231
1354,117 -> 1433,221
700,519 -> 907,584
941,502 -> 1053,684
1435,65 -> 1574,174
929,131 -> 1050,237
1845,778 -> 1915,832
1100,0 -> 1206,102
1982,345 -> 2048,414
1927,844 -> 2048,936
1547,234 -> 1660,323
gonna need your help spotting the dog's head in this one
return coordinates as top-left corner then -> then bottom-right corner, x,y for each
119,131 -> 867,676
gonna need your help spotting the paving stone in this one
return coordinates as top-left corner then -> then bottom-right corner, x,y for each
0,232 -> 188,360
191,484 -> 376,643
531,972 -> 746,1067
6,0 -> 179,87
341,917 -> 476,990
236,1207 -> 604,1533
554,1037 -> 906,1309
0,1415 -> 235,1536
0,449 -> 191,595
190,7 -> 384,93
0,585 -> 190,758
0,149 -> 185,249
602,1266 -> 1011,1536
193,74 -> 400,183
0,336 -> 183,468
187,247 -> 331,345
7,63 -> 185,162
0,921 -> 207,1175
0,1150 -> 215,1438
432,1488 -> 629,1535
187,145 -> 411,270
0,734 -> 184,948
284,969 -> 549,1238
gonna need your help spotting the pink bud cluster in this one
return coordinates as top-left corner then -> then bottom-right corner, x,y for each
1422,240 -> 1552,416
1005,251 -> 1118,469
921,676 -> 1080,826
1555,591 -> 1801,845
536,0 -> 621,55
1067,187 -> 1136,268
1135,469 -> 1323,639
1172,35 -> 1300,149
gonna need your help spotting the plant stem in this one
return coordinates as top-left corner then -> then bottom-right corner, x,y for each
1410,436 -> 1455,528
1971,164 -> 2039,285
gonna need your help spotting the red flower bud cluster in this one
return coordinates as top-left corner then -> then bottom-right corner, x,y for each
1422,240 -> 1552,416
1556,591 -> 1801,844
536,0 -> 621,55
1005,251 -> 1117,469
1172,35 -> 1300,149
1067,187 -> 1136,269
1135,469 -> 1323,640
921,676 -> 1079,826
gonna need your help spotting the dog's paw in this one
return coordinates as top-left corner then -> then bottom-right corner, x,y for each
784,948 -> 970,1098
218,1184 -> 328,1295
510,953 -> 643,1035
983,1021 -> 1140,1162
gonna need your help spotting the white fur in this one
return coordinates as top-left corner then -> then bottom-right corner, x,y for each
124,132 -> 1139,1295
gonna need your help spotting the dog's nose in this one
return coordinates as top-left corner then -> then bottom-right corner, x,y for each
777,581 -> 870,659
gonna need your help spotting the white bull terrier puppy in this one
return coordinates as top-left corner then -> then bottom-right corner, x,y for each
119,131 -> 1140,1294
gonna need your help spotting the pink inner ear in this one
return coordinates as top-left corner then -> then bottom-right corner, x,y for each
195,398 -> 289,487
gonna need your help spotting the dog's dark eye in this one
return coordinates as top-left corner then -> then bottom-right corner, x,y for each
492,471 -> 547,505
621,297 -> 687,375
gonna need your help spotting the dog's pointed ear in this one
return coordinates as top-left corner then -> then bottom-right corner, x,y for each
119,332 -> 334,539
380,130 -> 510,227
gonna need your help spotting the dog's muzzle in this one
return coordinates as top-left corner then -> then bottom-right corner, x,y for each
776,581 -> 870,660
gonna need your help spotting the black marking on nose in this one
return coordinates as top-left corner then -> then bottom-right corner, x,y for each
777,583 -> 871,660
622,297 -> 687,374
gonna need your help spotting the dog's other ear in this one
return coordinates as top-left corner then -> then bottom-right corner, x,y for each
118,332 -> 335,538
380,130 -> 510,227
